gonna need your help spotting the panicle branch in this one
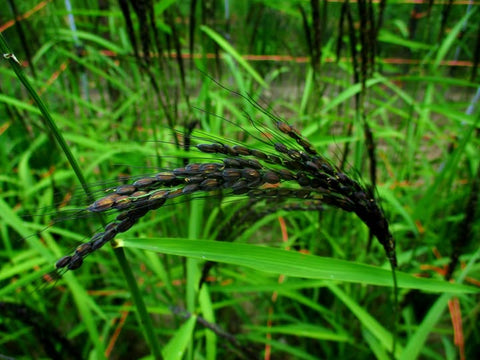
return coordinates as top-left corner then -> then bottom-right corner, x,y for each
55,119 -> 396,272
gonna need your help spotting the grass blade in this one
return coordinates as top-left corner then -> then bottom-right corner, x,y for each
117,238 -> 478,294
200,25 -> 267,88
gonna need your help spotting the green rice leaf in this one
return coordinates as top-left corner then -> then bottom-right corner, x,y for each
162,316 -> 197,360
200,25 -> 267,88
117,238 -> 478,294
378,30 -> 431,50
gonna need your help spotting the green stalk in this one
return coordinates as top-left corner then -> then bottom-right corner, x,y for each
1,33 -> 161,359
0,33 -> 93,203
114,246 -> 163,359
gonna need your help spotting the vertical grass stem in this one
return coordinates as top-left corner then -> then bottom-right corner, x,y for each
0,32 -> 93,203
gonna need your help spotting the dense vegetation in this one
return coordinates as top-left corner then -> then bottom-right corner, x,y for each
0,1 -> 479,359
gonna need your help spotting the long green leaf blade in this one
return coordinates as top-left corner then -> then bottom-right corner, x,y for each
117,238 -> 477,294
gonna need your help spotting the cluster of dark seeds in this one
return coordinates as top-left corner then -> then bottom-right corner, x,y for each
55,120 -> 396,272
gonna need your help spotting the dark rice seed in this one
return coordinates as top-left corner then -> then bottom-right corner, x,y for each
88,194 -> 120,212
246,159 -> 263,170
116,184 -> 137,195
148,199 -> 166,210
276,121 -> 293,135
147,191 -> 167,210
233,158 -> 250,168
242,168 -> 261,181
91,232 -> 107,251
200,178 -> 220,190
232,145 -> 251,155
283,160 -> 302,171
274,142 -> 288,154
182,183 -> 200,194
211,143 -> 225,152
184,176 -> 206,184
90,231 -> 104,242
55,255 -> 72,269
289,133 -> 301,142
199,163 -> 224,173
222,168 -> 242,181
334,198 -> 355,212
206,171 -> 223,179
291,124 -> 302,136
353,191 -> 369,202
103,226 -> 118,242
117,217 -> 137,233
337,172 -> 355,187
287,149 -> 302,160
196,143 -> 219,153
297,177 -> 311,187
67,254 -> 83,270
277,121 -> 302,139
91,238 -> 107,251
223,158 -> 242,168
313,158 -> 335,176
223,145 -> 239,156
133,177 -> 156,188
222,180 -> 236,188
131,191 -> 147,198
113,195 -> 132,210
276,169 -> 296,181
126,206 -> 149,219
300,152 -> 310,162
166,188 -> 183,199
185,163 -> 201,173
310,177 -> 328,189
116,212 -> 129,221
266,154 -> 282,165
173,167 -> 188,176
75,243 -> 92,257
296,138 -> 317,155
305,160 -> 319,172
149,190 -> 168,200
297,173 -> 311,187
326,177 -> 341,190
131,192 -> 148,206
250,149 -> 269,160
263,171 -> 280,184
155,172 -> 177,183
231,179 -> 249,194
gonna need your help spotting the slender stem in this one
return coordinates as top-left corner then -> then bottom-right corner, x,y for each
0,32 -> 94,203
114,247 -> 163,359
390,262 -> 398,360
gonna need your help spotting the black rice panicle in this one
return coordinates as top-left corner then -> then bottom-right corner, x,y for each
51,104 -> 397,275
